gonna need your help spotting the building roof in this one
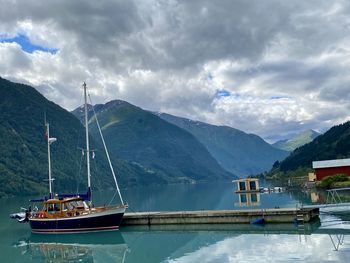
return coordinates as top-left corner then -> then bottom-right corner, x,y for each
312,158 -> 350,169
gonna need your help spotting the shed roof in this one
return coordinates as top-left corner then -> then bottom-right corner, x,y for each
312,158 -> 350,169
232,178 -> 259,183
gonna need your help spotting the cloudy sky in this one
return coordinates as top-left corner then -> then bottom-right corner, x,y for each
1,0 -> 350,142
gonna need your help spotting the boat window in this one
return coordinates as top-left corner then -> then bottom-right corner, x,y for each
64,200 -> 87,210
76,201 -> 84,208
62,203 -> 67,211
47,203 -> 61,213
65,202 -> 74,210
72,201 -> 80,208
82,201 -> 89,209
75,200 -> 88,209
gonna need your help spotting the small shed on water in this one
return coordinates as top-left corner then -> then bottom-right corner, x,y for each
312,158 -> 350,181
233,178 -> 260,193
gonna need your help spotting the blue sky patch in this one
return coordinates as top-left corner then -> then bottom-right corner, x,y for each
269,96 -> 290,100
216,89 -> 231,97
0,34 -> 58,54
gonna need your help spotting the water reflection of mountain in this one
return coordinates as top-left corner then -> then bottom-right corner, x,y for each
12,218 -> 350,263
120,222 -> 323,263
165,232 -> 350,262
14,231 -> 127,263
122,219 -> 350,262
120,215 -> 350,263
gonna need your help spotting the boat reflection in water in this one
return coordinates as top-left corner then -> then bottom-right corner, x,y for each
14,231 -> 128,263
26,243 -> 93,263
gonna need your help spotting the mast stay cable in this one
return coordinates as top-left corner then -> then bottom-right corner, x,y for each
87,92 -> 125,205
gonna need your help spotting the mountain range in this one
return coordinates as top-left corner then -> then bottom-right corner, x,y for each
272,129 -> 320,152
273,121 -> 350,173
3,77 -> 345,198
158,113 -> 289,177
72,100 -> 234,183
0,78 -> 178,197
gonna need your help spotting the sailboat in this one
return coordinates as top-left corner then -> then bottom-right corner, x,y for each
10,83 -> 127,233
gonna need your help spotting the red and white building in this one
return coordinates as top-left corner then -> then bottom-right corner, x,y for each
312,158 -> 350,181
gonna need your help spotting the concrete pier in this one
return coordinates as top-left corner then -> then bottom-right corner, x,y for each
122,208 -> 319,226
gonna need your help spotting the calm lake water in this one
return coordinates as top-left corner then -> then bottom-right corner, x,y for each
1,182 -> 350,262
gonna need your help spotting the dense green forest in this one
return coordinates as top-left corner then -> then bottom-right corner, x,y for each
266,121 -> 350,178
272,129 -> 320,152
0,77 -> 85,197
0,77 -> 163,198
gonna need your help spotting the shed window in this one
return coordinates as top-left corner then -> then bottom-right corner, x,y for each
240,194 -> 247,203
249,181 -> 257,190
239,181 -> 246,191
251,193 -> 258,202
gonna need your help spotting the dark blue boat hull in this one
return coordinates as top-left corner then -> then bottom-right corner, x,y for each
30,212 -> 124,233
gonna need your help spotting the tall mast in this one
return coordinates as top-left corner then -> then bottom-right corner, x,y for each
46,123 -> 56,199
46,123 -> 53,198
83,82 -> 92,191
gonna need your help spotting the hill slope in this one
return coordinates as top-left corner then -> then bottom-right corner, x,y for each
72,100 -> 234,183
278,121 -> 350,172
272,129 -> 320,152
158,113 -> 289,177
0,77 -> 156,198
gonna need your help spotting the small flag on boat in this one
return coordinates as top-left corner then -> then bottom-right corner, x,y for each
44,124 -> 56,144
92,151 -> 95,159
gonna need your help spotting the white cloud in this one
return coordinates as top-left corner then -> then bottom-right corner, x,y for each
166,234 -> 348,262
1,0 -> 350,141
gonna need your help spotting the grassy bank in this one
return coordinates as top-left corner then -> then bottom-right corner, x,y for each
318,174 -> 350,189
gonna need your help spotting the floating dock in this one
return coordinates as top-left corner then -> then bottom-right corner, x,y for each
122,208 -> 319,226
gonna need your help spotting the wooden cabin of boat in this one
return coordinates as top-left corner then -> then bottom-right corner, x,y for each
31,197 -> 89,219
31,197 -> 126,220
233,178 -> 260,193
